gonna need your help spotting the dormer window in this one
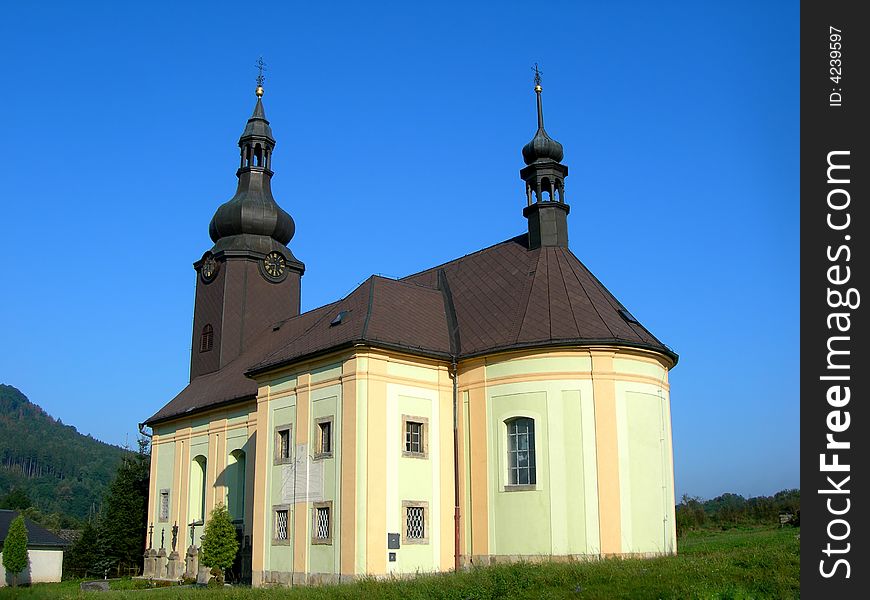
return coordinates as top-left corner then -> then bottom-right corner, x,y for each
200,324 -> 214,353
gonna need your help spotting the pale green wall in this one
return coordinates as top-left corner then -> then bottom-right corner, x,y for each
153,440 -> 175,545
263,365 -> 343,577
266,393 -> 296,571
616,386 -> 675,554
395,393 -> 435,572
308,388 -> 340,575
382,380 -> 441,574
484,355 -> 602,557
488,390 -> 551,555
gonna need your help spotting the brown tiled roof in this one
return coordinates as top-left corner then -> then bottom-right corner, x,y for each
145,235 -> 675,425
401,235 -> 672,358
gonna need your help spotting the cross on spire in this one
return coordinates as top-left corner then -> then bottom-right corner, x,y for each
532,63 -> 543,88
255,57 -> 267,88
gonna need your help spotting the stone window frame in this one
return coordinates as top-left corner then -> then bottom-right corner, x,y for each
401,500 -> 429,545
272,504 -> 291,546
158,488 -> 170,523
274,424 -> 293,465
311,501 -> 333,545
504,416 -> 537,492
313,416 -> 334,460
401,414 -> 429,459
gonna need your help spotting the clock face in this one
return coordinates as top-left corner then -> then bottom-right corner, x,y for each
263,252 -> 286,280
201,254 -> 218,282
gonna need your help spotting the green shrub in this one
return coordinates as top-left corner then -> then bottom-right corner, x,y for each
1,515 -> 29,587
199,503 -> 238,584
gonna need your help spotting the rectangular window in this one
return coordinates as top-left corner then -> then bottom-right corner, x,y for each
402,414 -> 429,458
311,501 -> 333,544
314,417 -> 333,459
272,505 -> 290,545
507,417 -> 537,487
158,489 -> 170,522
406,422 -> 422,453
402,500 -> 429,544
274,425 -> 292,465
275,509 -> 288,540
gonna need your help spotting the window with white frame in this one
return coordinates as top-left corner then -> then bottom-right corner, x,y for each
311,501 -> 332,544
402,414 -> 429,458
506,417 -> 536,486
402,500 -> 429,544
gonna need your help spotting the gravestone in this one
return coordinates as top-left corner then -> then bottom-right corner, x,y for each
185,545 -> 199,580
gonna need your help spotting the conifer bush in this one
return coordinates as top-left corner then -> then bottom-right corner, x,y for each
199,503 -> 238,584
2,515 -> 29,587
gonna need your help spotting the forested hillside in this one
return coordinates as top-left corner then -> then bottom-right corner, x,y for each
0,384 -> 127,522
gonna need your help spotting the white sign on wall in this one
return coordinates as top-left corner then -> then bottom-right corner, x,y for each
280,443 -> 323,503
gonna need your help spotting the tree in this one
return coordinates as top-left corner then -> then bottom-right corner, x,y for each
2,515 -> 29,587
64,520 -> 101,578
96,437 -> 150,575
0,488 -> 32,511
199,503 -> 239,584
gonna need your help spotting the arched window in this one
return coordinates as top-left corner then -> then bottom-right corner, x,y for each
189,455 -> 207,523
226,449 -> 246,522
506,417 -> 536,485
200,324 -> 214,353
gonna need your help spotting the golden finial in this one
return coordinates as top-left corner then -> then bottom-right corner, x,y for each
255,56 -> 267,97
532,63 -> 543,92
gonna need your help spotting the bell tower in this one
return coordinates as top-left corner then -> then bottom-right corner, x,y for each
521,66 -> 570,249
189,73 -> 304,380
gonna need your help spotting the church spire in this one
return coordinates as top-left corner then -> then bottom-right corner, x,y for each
207,70 -> 301,262
520,65 -> 570,250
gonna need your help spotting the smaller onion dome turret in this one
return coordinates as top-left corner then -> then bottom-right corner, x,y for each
520,66 -> 570,250
521,80 -> 564,165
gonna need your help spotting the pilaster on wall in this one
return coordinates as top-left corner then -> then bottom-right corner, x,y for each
251,385 -> 271,585
459,360 -> 488,558
175,428 -> 192,535
590,349 -> 621,555
364,354 -> 388,575
146,434 -> 160,550
293,373 -> 311,575
339,357 -> 357,576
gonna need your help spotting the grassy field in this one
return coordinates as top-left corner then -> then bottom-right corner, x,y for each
0,527 -> 799,599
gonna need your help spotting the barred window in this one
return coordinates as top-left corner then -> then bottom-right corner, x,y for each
407,506 -> 424,539
200,324 -> 214,353
402,501 -> 429,544
275,509 -> 289,541
311,501 -> 332,544
507,417 -> 536,486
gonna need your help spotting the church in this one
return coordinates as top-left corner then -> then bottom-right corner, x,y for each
142,72 -> 678,587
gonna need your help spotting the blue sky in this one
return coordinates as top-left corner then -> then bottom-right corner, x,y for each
0,1 -> 798,500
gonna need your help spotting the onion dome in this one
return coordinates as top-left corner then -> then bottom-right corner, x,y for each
521,82 -> 564,165
208,86 -> 297,254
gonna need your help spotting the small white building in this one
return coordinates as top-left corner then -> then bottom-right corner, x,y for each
0,510 -> 67,586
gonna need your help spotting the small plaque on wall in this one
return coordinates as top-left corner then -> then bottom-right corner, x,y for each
389,552 -> 397,562
387,533 -> 400,549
